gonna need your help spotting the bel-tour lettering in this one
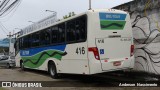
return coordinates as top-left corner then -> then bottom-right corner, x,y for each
106,15 -> 121,19
22,51 -> 30,55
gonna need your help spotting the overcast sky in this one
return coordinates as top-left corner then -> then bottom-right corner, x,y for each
0,0 -> 133,39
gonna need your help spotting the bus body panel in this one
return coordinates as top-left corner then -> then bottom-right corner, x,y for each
58,42 -> 90,74
19,42 -> 89,74
15,9 -> 134,75
87,10 -> 134,74
96,37 -> 132,70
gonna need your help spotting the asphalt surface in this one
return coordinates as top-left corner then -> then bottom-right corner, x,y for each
0,67 -> 160,90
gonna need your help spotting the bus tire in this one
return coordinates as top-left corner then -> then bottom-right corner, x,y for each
20,61 -> 25,71
48,61 -> 58,79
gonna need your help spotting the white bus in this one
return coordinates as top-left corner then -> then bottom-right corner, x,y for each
15,9 -> 134,78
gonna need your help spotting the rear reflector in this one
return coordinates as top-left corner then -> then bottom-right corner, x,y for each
104,60 -> 108,62
125,58 -> 128,60
130,45 -> 134,57
88,47 -> 100,60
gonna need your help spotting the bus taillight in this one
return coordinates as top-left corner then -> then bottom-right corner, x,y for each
88,47 -> 100,60
130,45 -> 134,57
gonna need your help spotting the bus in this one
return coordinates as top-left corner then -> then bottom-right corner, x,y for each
15,9 -> 134,78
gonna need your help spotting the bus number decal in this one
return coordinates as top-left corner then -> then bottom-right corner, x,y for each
98,39 -> 104,43
76,47 -> 85,55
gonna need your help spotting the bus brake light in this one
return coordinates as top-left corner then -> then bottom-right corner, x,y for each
88,47 -> 100,60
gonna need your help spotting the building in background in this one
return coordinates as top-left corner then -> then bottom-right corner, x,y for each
0,38 -> 9,47
113,0 -> 160,75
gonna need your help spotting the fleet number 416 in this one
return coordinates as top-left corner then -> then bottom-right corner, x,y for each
76,47 -> 85,55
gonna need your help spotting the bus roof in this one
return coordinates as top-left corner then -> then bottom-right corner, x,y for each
18,9 -> 128,38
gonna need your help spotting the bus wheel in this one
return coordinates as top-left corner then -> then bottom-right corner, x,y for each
20,61 -> 25,71
48,62 -> 58,79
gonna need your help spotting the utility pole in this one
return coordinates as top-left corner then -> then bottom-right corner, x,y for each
7,32 -> 13,56
89,0 -> 92,10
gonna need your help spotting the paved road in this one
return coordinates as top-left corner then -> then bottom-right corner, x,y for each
0,67 -> 114,86
0,67 -> 159,90
0,67 -> 53,81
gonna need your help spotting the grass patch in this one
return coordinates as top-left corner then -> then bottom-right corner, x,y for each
0,87 -> 8,90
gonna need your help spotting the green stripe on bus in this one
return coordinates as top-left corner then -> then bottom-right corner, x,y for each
21,50 -> 65,68
100,20 -> 126,30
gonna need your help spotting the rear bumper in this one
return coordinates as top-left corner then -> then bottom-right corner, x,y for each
89,56 -> 135,74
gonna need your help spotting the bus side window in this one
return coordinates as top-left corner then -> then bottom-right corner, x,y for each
40,28 -> 51,46
66,20 -> 76,43
80,16 -> 86,40
51,23 -> 65,45
51,26 -> 59,44
58,23 -> 65,43
27,35 -> 31,48
19,38 -> 22,49
21,38 -> 24,49
75,16 -> 86,42
22,35 -> 30,49
23,36 -> 27,49
31,32 -> 40,47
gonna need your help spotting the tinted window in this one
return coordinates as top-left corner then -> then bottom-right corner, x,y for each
27,35 -> 31,48
75,16 -> 86,41
66,15 -> 87,43
24,37 -> 28,48
19,15 -> 87,49
66,20 -> 76,42
20,38 -> 24,49
58,23 -> 65,43
40,28 -> 51,46
51,23 -> 65,44
31,32 -> 40,47
51,26 -> 59,44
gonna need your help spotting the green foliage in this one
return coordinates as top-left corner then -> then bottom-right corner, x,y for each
63,12 -> 76,19
0,87 -> 8,90
0,47 -> 9,53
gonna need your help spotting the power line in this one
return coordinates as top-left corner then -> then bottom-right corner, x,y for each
0,0 -> 10,12
0,0 -> 21,17
0,0 -> 22,36
0,22 -> 7,34
2,0 -> 22,21
0,0 -> 10,9
0,21 -> 9,32
0,1 -> 20,22
0,0 -> 17,16
0,0 -> 21,18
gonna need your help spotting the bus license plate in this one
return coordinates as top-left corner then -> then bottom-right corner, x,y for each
113,61 -> 121,66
